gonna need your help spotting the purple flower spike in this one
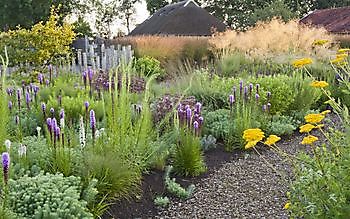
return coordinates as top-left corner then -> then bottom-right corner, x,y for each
255,93 -> 260,102
25,92 -> 31,104
2,152 -> 10,185
8,101 -> 12,111
256,84 -> 260,94
267,91 -> 271,99
193,121 -> 199,130
229,95 -> 235,105
45,79 -> 50,86
52,118 -> 57,132
267,102 -> 271,112
42,103 -> 46,112
88,68 -> 94,81
186,107 -> 192,120
46,118 -> 52,130
15,116 -> 19,125
50,108 -> 55,114
38,73 -> 43,84
84,101 -> 89,111
59,109 -> 65,119
262,105 -> 267,112
17,89 -> 21,101
33,86 -> 39,94
244,86 -> 248,100
90,110 -> 96,129
239,80 -> 243,95
185,105 -> 190,110
198,116 -> 204,125
56,127 -> 60,137
195,102 -> 202,114
249,83 -> 253,93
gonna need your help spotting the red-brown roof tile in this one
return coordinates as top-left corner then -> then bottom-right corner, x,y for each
300,6 -> 350,34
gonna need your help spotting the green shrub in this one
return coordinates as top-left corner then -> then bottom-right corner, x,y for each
8,172 -> 94,218
203,109 -> 230,140
265,115 -> 297,136
255,75 -> 296,115
154,196 -> 170,207
173,129 -> 206,177
200,135 -> 217,152
134,56 -> 165,78
164,165 -> 195,200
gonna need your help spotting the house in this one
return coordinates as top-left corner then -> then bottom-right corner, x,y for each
300,6 -> 350,34
129,0 -> 227,36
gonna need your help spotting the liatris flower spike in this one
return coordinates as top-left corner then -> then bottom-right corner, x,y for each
17,89 -> 21,110
239,80 -> 243,96
249,83 -> 253,95
229,94 -> 235,105
256,84 -> 260,94
18,144 -> 26,157
2,152 -> 10,185
195,102 -> 202,114
90,110 -> 96,142
15,115 -> 19,125
46,118 -> 52,132
8,101 -> 12,111
267,91 -> 271,100
38,73 -> 43,84
88,68 -> 94,81
50,108 -> 55,118
244,86 -> 248,101
25,91 -> 31,109
85,101 -> 89,111
45,79 -> 50,86
82,70 -> 87,89
255,93 -> 260,103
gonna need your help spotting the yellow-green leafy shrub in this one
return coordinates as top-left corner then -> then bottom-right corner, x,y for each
0,7 -> 75,67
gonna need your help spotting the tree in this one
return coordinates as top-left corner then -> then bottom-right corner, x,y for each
119,0 -> 140,34
249,0 -> 297,26
73,16 -> 93,37
146,0 -> 168,14
95,0 -> 120,38
0,0 -> 90,31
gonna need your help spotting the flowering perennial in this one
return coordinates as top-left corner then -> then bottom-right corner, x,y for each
304,113 -> 325,124
310,81 -> 329,88
301,135 -> 318,145
292,58 -> 312,68
264,135 -> 281,146
299,124 -> 315,133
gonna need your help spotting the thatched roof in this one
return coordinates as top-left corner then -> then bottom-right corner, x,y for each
129,0 -> 226,36
300,6 -> 350,34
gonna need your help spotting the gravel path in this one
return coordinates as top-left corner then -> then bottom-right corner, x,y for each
156,115 -> 338,219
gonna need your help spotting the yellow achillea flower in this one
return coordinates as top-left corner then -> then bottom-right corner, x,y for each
302,135 -> 318,145
243,128 -> 265,149
284,202 -> 291,210
338,48 -> 350,53
292,58 -> 313,68
245,140 -> 259,149
264,135 -> 281,146
310,81 -> 329,88
321,110 -> 331,115
299,124 -> 315,133
336,53 -> 348,59
331,57 -> 348,66
305,113 -> 325,124
312,39 -> 329,46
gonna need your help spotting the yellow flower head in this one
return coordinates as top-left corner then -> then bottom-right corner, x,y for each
264,135 -> 281,146
292,58 -> 313,68
305,113 -> 325,124
331,57 -> 348,66
299,124 -> 315,133
243,128 -> 265,149
302,135 -> 318,145
312,39 -> 329,46
310,81 -> 329,88
284,202 -> 291,210
338,48 -> 350,53
336,53 -> 348,59
321,110 -> 331,115
245,140 -> 259,149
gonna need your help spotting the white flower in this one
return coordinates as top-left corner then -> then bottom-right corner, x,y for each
4,140 -> 11,151
36,126 -> 42,138
79,116 -> 86,149
18,144 -> 27,157
60,118 -> 65,130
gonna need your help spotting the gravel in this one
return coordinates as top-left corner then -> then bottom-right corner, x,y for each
156,114 -> 339,219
